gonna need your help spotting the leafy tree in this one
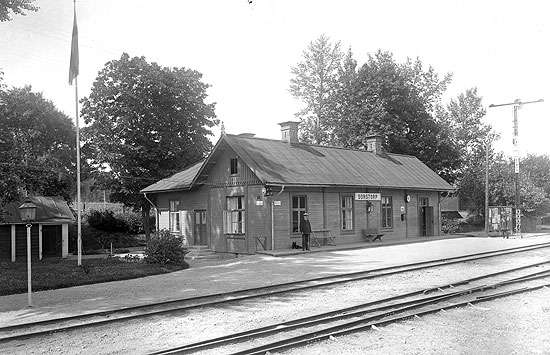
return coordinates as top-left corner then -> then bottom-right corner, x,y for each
330,50 -> 459,182
290,35 -> 344,144
0,0 -> 38,22
460,150 -> 550,220
80,53 -> 218,240
0,86 -> 76,213
489,155 -> 550,218
522,154 -> 550,197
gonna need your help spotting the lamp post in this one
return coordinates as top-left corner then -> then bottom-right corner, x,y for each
19,198 -> 37,307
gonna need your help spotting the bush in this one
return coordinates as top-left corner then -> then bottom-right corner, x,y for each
86,210 -> 127,232
442,217 -> 464,234
144,229 -> 189,266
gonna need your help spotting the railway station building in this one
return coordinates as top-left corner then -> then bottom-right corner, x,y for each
140,122 -> 454,253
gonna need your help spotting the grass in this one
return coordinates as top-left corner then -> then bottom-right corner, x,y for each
0,257 -> 189,296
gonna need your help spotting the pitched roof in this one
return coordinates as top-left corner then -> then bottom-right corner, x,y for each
140,161 -> 204,193
221,135 -> 453,191
141,134 -> 453,193
2,196 -> 75,224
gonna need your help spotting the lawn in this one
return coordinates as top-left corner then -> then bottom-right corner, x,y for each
0,257 -> 189,296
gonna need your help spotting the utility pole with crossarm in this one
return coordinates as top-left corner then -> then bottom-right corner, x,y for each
488,98 -> 544,237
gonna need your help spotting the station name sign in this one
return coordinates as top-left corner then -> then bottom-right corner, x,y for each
355,193 -> 381,201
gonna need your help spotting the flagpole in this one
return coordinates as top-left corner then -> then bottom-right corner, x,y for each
75,75 -> 82,266
70,0 -> 82,266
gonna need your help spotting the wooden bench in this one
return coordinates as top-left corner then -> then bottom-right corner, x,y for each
311,229 -> 336,247
362,228 -> 384,242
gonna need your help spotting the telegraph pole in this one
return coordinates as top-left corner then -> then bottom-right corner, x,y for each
488,99 -> 544,237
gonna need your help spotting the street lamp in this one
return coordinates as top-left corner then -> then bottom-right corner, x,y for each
19,198 -> 37,307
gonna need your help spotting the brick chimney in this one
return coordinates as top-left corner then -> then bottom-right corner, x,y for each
278,121 -> 300,144
366,134 -> 383,153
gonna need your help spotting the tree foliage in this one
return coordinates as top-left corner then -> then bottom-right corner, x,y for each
323,50 -> 459,182
459,150 -> 550,219
80,53 -> 218,237
0,0 -> 38,22
0,86 -> 76,210
290,35 -> 344,144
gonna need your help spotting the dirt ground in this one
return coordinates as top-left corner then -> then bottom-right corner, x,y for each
2,235 -> 550,354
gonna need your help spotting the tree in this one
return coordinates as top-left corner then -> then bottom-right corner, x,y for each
330,50 -> 459,183
290,35 -> 344,144
0,0 -> 38,22
80,53 -> 218,240
0,85 -> 76,216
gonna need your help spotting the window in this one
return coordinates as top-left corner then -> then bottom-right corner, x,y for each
292,195 -> 307,233
169,200 -> 180,233
230,158 -> 238,175
341,195 -> 354,230
225,196 -> 245,234
381,196 -> 393,229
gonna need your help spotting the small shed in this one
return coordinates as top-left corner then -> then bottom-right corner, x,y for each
0,196 -> 74,261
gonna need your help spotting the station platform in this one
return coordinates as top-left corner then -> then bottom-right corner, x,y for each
257,233 -> 469,257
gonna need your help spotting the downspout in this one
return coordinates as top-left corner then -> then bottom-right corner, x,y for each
271,185 -> 285,251
143,192 -> 159,233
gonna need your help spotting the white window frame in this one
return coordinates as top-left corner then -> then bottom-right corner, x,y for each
224,196 -> 245,234
381,195 -> 393,229
169,200 -> 181,233
341,195 -> 354,230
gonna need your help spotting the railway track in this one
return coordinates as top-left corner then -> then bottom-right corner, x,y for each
1,241 -> 549,344
150,264 -> 550,355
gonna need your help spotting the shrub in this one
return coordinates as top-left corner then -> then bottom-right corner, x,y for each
442,217 -> 464,234
144,229 -> 189,266
86,210 -> 127,232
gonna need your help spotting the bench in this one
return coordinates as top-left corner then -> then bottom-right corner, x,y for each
311,229 -> 336,247
362,228 -> 384,242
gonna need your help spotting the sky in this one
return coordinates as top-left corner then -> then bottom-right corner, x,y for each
1,0 -> 548,158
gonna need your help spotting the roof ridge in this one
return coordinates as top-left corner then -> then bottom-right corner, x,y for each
226,134 -> 419,159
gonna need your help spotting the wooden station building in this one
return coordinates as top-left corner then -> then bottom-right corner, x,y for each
141,122 -> 453,253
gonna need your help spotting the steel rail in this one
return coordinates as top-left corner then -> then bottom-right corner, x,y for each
1,242 -> 549,343
233,276 -> 550,355
150,265 -> 550,355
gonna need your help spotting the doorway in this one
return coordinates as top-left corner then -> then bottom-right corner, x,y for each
194,210 -> 207,245
42,225 -> 61,257
419,198 -> 434,237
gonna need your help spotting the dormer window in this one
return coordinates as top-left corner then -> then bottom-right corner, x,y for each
230,158 -> 238,175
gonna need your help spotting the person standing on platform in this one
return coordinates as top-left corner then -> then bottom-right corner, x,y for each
300,212 -> 312,251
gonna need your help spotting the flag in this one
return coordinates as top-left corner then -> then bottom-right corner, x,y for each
69,8 -> 79,85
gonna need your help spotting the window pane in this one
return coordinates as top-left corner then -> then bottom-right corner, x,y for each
292,196 -> 298,209
299,196 -> 306,209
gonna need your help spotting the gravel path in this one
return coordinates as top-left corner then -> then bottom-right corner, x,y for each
1,234 -> 550,354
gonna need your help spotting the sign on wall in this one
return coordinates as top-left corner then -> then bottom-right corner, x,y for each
355,193 -> 381,201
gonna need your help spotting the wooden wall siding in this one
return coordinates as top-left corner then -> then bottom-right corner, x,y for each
151,183 -> 441,252
272,191 -> 291,249
246,185 -> 271,251
207,147 -> 262,187
0,225 -> 11,259
156,186 -> 210,246
15,225 -> 39,259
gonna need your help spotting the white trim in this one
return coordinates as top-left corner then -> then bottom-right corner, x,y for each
39,224 -> 43,260
62,224 -> 69,258
11,224 -> 16,262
